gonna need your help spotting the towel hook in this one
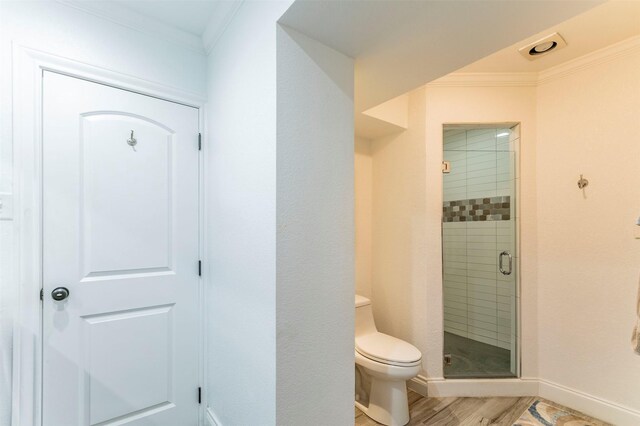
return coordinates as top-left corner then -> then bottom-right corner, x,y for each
577,174 -> 588,189
127,130 -> 137,151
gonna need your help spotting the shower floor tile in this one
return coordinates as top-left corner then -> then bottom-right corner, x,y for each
444,332 -> 514,378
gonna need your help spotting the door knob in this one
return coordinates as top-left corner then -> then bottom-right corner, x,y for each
51,287 -> 70,301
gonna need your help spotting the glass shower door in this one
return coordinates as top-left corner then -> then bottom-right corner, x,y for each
442,127 -> 518,378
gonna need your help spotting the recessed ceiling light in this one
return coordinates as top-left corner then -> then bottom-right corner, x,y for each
518,32 -> 567,61
530,41 -> 557,55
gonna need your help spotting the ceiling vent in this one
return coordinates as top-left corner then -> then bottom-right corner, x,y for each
518,32 -> 567,61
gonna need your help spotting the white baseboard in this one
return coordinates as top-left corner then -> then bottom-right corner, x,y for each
417,375 -> 538,397
407,375 -> 429,396
206,407 -> 221,426
408,375 -> 640,425
538,379 -> 640,426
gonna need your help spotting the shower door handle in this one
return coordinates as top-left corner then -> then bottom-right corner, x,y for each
499,251 -> 512,275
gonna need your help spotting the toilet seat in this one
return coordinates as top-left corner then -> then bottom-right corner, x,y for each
356,332 -> 422,367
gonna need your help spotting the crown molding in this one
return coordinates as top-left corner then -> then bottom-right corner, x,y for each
427,72 -> 539,88
55,0 -> 206,54
202,0 -> 244,55
429,35 -> 640,89
538,34 -> 640,85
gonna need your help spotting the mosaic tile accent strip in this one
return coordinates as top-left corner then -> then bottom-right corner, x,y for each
443,196 -> 510,222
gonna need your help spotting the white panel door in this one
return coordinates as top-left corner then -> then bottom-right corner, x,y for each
42,71 -> 200,426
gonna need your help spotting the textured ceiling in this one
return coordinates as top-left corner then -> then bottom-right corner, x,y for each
460,1 -> 640,73
280,0 -> 604,139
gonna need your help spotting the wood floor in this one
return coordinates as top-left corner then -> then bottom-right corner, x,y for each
355,390 -> 608,426
355,390 -> 536,426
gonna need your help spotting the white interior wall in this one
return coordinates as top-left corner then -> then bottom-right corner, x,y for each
370,87 -> 429,369
0,3 -> 206,425
535,46 -> 640,420
355,137 -> 373,298
276,25 -> 355,426
205,3 -> 355,425
204,2 -> 291,424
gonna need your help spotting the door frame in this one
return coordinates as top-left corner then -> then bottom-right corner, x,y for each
439,122 -> 522,380
12,45 -> 207,426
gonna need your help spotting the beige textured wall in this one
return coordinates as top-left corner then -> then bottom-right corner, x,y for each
355,137 -> 373,298
536,47 -> 640,413
360,41 -> 640,424
423,84 -> 538,380
370,87 -> 429,368
358,39 -> 640,422
365,84 -> 537,381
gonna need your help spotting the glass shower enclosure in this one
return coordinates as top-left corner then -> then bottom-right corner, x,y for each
442,126 -> 518,378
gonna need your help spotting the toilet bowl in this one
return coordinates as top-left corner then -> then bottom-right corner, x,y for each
355,295 -> 422,426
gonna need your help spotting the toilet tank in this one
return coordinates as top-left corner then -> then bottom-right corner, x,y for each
355,295 -> 377,337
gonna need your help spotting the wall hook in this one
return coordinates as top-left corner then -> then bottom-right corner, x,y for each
127,130 -> 137,151
577,174 -> 589,189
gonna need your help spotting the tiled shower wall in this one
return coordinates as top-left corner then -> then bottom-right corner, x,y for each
442,128 -> 517,350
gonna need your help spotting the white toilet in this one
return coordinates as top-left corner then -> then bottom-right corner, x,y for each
354,295 -> 422,426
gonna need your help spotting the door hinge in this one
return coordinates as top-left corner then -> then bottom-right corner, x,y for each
444,353 -> 452,366
198,260 -> 202,276
442,161 -> 451,174
198,133 -> 202,151
198,387 -> 202,404
39,289 -> 43,301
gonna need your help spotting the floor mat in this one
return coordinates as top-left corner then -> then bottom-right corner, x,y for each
513,399 -> 609,426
